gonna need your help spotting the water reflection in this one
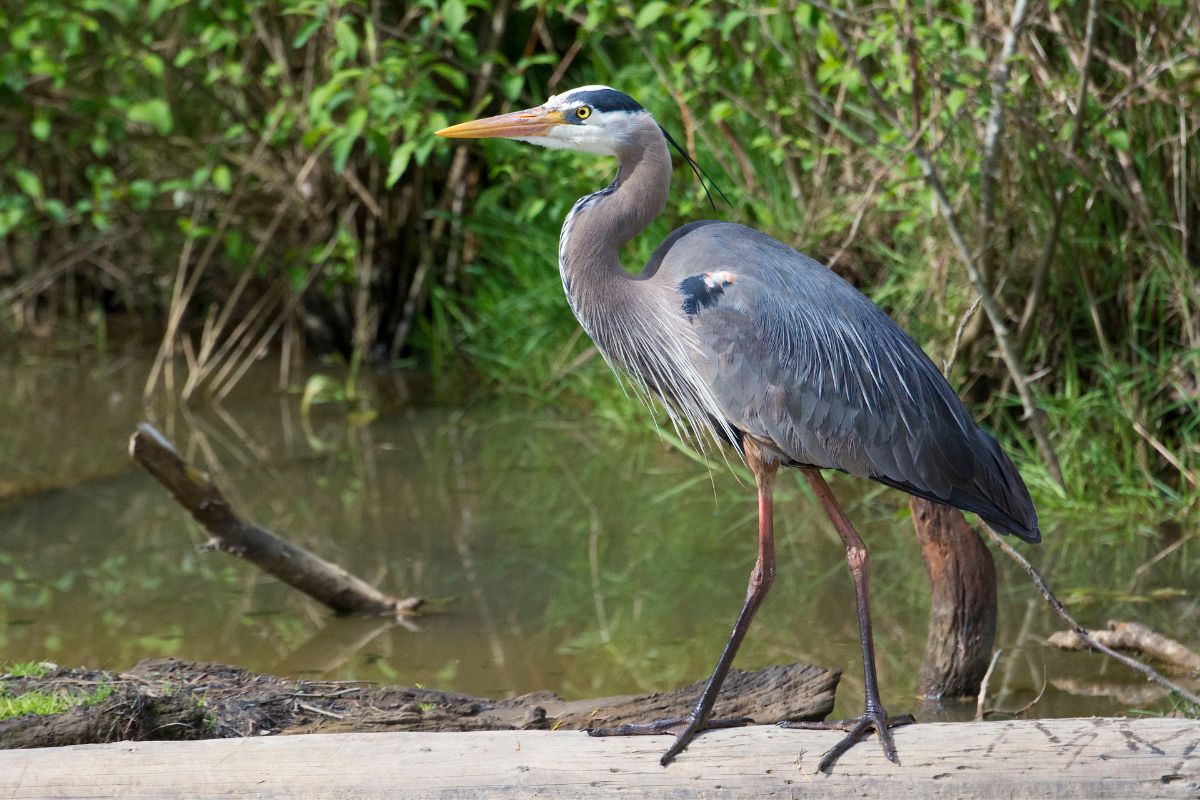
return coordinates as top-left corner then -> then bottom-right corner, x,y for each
1,340 -> 1197,723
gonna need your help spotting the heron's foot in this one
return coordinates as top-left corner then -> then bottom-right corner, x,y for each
587,713 -> 754,766
779,709 -> 914,771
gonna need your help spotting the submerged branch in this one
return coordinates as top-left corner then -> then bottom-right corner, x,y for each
1049,621 -> 1200,675
129,423 -> 422,617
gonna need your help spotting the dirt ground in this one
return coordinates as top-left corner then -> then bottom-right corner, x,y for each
0,658 -> 839,749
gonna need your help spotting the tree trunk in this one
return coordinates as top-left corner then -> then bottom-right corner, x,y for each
910,498 -> 997,699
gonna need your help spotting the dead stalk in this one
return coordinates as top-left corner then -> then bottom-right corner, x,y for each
975,649 -> 1002,721
1017,0 -> 1098,349
827,9 -> 1065,487
986,527 -> 1200,707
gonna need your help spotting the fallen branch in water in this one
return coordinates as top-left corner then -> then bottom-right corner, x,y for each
1049,621 -> 1200,675
129,422 -> 422,617
984,529 -> 1200,706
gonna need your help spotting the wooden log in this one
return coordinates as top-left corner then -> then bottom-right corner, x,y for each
1049,621 -> 1200,674
129,423 -> 421,616
0,718 -> 1195,798
910,498 -> 997,699
567,662 -> 838,732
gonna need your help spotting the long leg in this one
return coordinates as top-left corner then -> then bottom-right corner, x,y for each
779,470 -> 913,771
588,442 -> 780,766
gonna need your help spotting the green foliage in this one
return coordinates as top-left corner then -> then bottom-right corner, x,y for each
0,684 -> 113,720
0,0 -> 547,359
1,661 -> 53,679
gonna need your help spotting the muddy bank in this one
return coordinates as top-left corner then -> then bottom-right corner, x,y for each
0,658 -> 838,749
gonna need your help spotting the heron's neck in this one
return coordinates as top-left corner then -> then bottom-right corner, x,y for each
554,121 -> 729,449
557,122 -> 671,324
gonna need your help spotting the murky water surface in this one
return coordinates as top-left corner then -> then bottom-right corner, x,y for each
1,339 -> 1197,721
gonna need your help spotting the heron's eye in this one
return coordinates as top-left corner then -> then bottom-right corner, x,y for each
575,106 -> 592,120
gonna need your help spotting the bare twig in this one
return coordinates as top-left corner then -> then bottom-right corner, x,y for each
989,660 -> 1049,718
1134,528 -> 1199,578
0,234 -> 130,307
1087,47 -> 1200,136
1017,0 -> 1098,348
975,649 -> 1002,721
211,204 -> 357,402
1074,253 -> 1196,488
184,154 -> 300,397
1131,420 -> 1198,487
547,37 -> 582,90
390,0 -> 512,359
944,295 -> 982,377
976,0 -> 1031,290
915,157 -> 1064,487
985,528 -> 1200,706
297,702 -> 345,720
145,116 -> 284,403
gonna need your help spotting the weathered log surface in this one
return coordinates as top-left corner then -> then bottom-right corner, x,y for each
1,718 -> 1196,799
910,497 -> 997,699
129,423 -> 421,616
0,658 -> 837,749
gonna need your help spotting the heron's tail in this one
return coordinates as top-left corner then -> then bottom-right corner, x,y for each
874,430 -> 1041,544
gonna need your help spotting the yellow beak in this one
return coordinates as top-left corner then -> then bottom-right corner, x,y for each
435,106 -> 566,139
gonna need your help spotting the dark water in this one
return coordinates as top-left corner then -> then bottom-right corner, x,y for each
1,339 -> 1197,722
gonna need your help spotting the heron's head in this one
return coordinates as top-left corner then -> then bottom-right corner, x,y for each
435,86 -> 650,156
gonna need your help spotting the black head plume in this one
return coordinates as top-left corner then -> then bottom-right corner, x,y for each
659,125 -> 730,210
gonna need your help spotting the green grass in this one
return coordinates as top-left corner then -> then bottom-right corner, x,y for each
0,685 -> 114,721
1,661 -> 54,679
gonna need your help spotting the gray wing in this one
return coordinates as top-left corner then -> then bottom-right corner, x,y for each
654,222 -> 1039,542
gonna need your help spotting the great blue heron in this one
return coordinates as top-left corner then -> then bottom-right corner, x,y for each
437,86 -> 1039,771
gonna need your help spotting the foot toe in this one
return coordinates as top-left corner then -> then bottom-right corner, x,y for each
586,717 -> 686,737
586,715 -> 753,766
782,709 -> 912,772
